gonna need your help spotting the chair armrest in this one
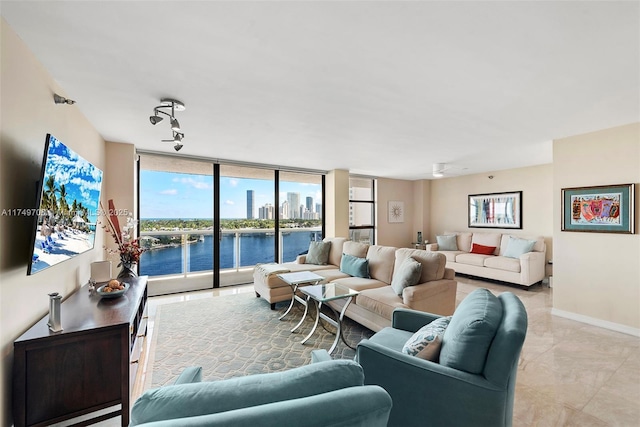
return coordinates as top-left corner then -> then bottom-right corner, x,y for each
131,360 -> 364,426
172,366 -> 202,385
392,308 -> 441,332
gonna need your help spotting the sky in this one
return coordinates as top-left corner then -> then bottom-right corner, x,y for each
140,170 -> 322,219
41,135 -> 103,224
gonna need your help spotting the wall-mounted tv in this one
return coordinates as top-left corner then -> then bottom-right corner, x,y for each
27,134 -> 103,275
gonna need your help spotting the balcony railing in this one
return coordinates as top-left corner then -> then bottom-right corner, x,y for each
139,227 -> 322,282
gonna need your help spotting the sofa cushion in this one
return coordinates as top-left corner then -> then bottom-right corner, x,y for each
313,268 -> 350,282
305,241 -> 331,265
332,277 -> 388,292
503,236 -> 536,258
440,288 -> 503,374
470,243 -> 497,255
325,237 -> 348,267
444,231 -> 473,252
483,256 -> 521,273
356,286 -> 408,320
340,254 -> 370,278
343,241 -> 369,258
439,250 -> 464,262
471,233 -> 501,255
390,257 -> 422,296
396,249 -> 446,283
366,245 -> 397,284
436,235 -> 458,251
455,253 -> 492,267
401,316 -> 451,360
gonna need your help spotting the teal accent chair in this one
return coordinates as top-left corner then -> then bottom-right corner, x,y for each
130,359 -> 392,427
356,288 -> 528,427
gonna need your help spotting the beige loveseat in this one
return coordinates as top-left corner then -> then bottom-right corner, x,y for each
253,237 -> 457,332
427,231 -> 546,287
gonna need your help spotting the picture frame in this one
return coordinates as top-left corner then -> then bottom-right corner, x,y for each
468,191 -> 522,229
388,200 -> 404,223
561,183 -> 635,234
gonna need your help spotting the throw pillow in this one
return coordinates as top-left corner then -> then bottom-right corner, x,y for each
390,257 -> 422,296
402,316 -> 451,361
503,237 -> 536,258
470,243 -> 496,255
305,241 -> 331,265
436,235 -> 458,251
340,253 -> 370,278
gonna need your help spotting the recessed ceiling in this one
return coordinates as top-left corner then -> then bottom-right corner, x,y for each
2,1 -> 638,180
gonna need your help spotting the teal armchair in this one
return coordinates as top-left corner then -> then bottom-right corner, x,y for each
356,288 -> 528,427
130,359 -> 392,427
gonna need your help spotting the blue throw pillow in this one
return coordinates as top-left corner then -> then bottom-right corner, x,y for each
503,237 -> 536,258
340,253 -> 370,278
436,235 -> 458,251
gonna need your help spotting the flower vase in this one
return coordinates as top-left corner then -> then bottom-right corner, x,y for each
117,261 -> 137,279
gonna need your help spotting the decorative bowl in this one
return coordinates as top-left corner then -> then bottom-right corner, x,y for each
96,282 -> 129,299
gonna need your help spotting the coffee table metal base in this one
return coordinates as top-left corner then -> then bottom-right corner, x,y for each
300,295 -> 355,355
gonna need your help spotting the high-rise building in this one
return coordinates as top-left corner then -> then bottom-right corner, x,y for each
281,200 -> 289,219
246,190 -> 255,219
259,203 -> 274,219
316,203 -> 322,219
287,192 -> 300,219
306,196 -> 313,212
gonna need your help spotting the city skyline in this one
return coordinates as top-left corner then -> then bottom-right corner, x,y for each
140,170 -> 321,219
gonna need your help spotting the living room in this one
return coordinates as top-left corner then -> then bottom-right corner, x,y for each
1,2 -> 639,426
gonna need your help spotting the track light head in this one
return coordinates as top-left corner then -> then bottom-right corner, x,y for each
170,116 -> 181,131
174,143 -> 183,152
149,114 -> 163,125
174,132 -> 184,143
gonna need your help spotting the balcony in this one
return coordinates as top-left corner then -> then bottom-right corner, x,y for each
139,227 -> 321,295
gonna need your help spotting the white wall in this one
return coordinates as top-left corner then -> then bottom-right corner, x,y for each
428,163 -> 554,264
553,123 -> 640,332
0,19 -> 107,424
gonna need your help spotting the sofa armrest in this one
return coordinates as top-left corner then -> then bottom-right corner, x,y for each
131,360 -> 364,426
392,308 -> 441,332
402,279 -> 454,307
425,243 -> 438,251
519,251 -> 546,284
295,254 -> 306,264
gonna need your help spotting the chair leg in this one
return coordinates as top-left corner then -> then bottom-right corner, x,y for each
270,302 -> 276,310
255,291 -> 260,298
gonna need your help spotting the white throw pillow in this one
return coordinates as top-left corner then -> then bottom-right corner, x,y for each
402,316 -> 451,360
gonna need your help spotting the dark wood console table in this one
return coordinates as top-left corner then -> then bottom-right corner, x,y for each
13,276 -> 148,427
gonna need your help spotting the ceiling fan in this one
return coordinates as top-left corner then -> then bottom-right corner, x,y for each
432,163 -> 467,178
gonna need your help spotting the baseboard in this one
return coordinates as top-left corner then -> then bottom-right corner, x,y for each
551,308 -> 640,337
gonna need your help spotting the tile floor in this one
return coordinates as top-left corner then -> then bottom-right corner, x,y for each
129,276 -> 639,426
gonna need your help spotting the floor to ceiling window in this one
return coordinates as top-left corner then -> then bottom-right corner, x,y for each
138,153 -> 325,295
278,171 -> 324,262
349,176 -> 375,244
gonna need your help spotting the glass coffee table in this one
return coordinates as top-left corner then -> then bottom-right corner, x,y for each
299,283 -> 360,355
276,271 -> 325,330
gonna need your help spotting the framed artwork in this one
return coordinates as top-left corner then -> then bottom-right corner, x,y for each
388,201 -> 404,223
468,191 -> 522,229
561,183 -> 635,233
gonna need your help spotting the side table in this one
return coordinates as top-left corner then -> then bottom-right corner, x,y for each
276,271 -> 324,331
299,283 -> 359,354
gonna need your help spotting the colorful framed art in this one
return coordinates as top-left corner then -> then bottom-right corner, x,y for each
561,183 -> 635,233
468,191 -> 522,229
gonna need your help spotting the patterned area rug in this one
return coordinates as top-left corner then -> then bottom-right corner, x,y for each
145,293 -> 374,388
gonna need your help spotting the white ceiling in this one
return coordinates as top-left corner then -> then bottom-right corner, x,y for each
2,1 -> 638,180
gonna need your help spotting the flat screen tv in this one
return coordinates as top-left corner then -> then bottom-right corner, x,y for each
27,134 -> 103,275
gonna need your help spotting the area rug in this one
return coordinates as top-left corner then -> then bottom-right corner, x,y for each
145,293 -> 374,388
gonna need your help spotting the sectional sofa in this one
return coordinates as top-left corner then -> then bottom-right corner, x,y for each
253,237 -> 457,332
427,231 -> 546,287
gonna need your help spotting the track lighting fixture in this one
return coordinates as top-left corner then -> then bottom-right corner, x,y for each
150,98 -> 186,149
53,93 -> 76,105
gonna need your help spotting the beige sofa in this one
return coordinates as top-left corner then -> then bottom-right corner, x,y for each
253,237 -> 457,332
427,231 -> 546,287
